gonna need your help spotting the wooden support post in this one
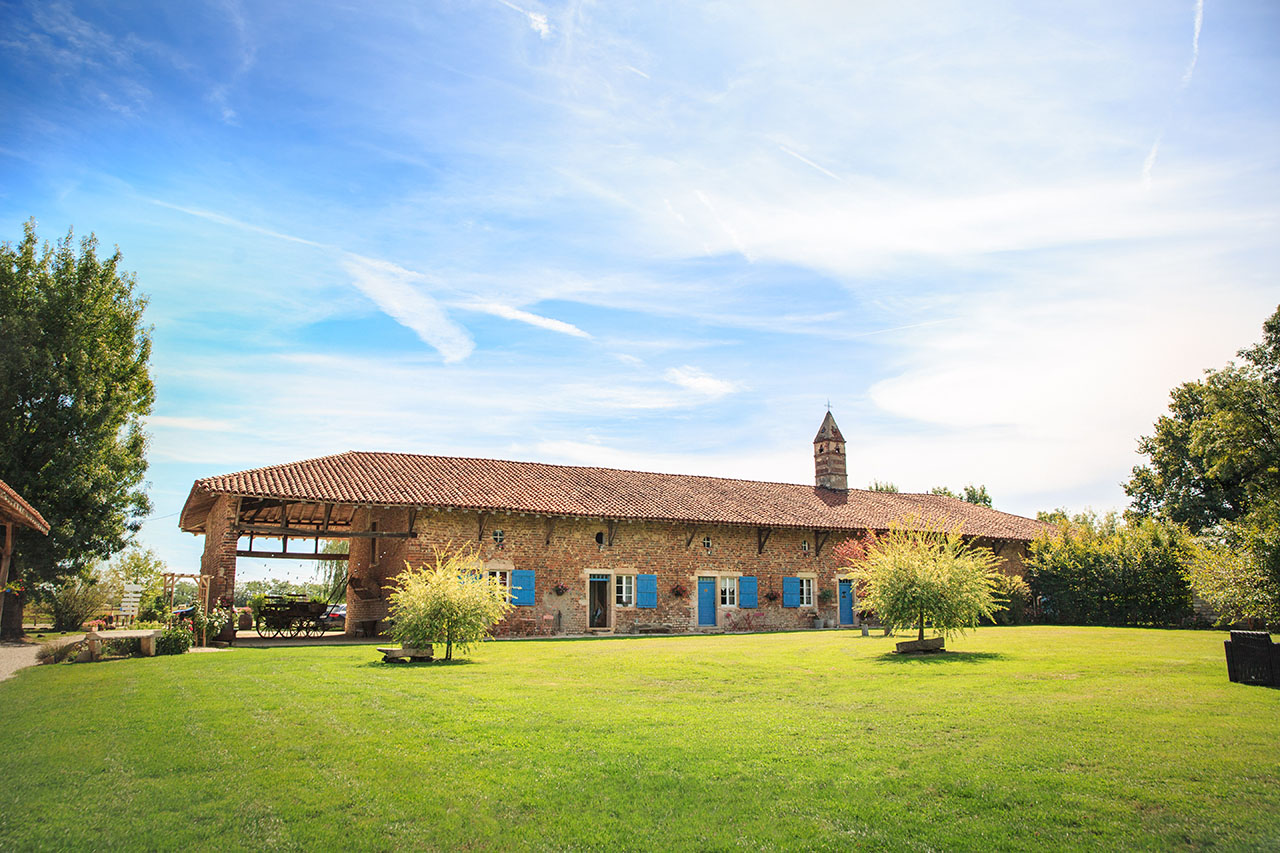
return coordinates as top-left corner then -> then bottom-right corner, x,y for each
606,520 -> 619,547
478,512 -> 488,542
321,503 -> 333,531
814,530 -> 830,557
544,517 -> 556,546
757,527 -> 772,555
685,525 -> 697,548
0,521 -> 11,593
407,508 -> 417,537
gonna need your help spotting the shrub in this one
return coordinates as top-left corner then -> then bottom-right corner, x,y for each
36,640 -> 82,664
103,637 -> 143,657
1027,514 -> 1195,626
845,521 -> 1003,642
987,574 -> 1031,625
155,624 -> 193,655
46,577 -> 108,632
387,544 -> 514,661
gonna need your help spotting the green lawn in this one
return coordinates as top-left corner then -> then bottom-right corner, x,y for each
2,627 -> 1276,852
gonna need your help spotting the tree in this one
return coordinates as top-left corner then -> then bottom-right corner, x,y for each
101,547 -> 167,619
1026,514 -> 1195,626
931,484 -> 994,507
844,522 -> 1003,641
868,480 -> 899,493
0,221 -> 153,637
387,544 -> 514,661
316,540 -> 350,603
1125,305 -> 1280,624
1126,305 -> 1279,532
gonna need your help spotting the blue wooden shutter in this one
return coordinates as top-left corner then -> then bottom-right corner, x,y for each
637,574 -> 657,609
511,569 -> 535,606
739,576 -> 758,609
782,576 -> 800,608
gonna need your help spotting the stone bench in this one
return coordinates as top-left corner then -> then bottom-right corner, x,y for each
376,646 -> 433,663
83,629 -> 163,660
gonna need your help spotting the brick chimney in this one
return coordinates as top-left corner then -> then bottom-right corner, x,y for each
813,411 -> 847,491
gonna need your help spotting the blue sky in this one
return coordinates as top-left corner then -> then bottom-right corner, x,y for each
2,0 -> 1277,582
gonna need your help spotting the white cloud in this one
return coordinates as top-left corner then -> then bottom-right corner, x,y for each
496,0 -> 550,38
341,254 -> 474,362
663,365 -> 740,399
462,301 -> 591,338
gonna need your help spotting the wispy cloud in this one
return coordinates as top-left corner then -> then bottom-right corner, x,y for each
777,144 -> 842,182
341,254 -> 475,362
462,301 -> 591,338
1144,0 -> 1206,188
663,366 -> 740,399
496,0 -> 550,38
151,200 -> 330,248
1183,0 -> 1204,86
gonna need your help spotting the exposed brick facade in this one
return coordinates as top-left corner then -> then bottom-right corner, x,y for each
199,494 -> 239,606
344,507 -> 1030,637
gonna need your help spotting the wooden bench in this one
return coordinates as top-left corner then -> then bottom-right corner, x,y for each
83,629 -> 163,660
376,646 -> 433,663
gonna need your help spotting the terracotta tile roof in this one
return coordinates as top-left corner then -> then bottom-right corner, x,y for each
0,478 -> 50,535
181,451 -> 1049,541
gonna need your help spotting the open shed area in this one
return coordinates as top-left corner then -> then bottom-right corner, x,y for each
2,626 -> 1277,851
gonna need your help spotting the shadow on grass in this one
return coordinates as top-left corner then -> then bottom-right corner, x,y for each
360,658 -> 478,669
871,650 -> 1007,665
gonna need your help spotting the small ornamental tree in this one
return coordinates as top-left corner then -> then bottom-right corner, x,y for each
387,544 -> 514,661
845,522 -> 1003,641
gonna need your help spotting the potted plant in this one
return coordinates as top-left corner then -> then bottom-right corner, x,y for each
553,582 -> 569,596
670,584 -> 688,598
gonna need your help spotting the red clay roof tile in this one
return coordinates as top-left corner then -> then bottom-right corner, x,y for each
181,451 -> 1049,541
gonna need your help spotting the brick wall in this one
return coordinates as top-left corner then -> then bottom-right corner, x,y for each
199,495 -> 238,605
344,509 -> 1022,637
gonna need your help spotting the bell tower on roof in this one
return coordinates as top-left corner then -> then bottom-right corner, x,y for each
813,410 -> 848,491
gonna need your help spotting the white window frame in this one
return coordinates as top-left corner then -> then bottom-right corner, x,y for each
488,570 -> 511,594
615,574 -> 635,607
797,577 -> 814,608
702,535 -> 712,550
492,529 -> 505,547
720,576 -> 738,607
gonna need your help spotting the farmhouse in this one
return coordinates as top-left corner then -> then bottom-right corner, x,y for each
179,413 -> 1047,635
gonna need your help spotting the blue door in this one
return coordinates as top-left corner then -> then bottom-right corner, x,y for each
697,577 -> 716,626
838,580 -> 854,626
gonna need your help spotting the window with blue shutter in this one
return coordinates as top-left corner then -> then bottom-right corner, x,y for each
511,569 -> 535,606
637,573 -> 657,609
782,576 -> 800,608
739,576 -> 758,608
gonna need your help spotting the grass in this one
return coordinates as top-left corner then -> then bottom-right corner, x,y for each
1,626 -> 1277,852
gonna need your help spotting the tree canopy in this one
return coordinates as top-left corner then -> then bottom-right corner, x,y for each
930,484 -> 994,507
842,523 -> 1003,641
0,220 -> 153,634
1124,305 -> 1280,624
387,544 -> 514,660
1126,305 -> 1279,533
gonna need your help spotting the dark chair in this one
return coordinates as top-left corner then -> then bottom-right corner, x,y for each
1225,631 -> 1277,687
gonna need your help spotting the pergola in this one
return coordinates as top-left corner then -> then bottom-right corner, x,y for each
0,478 -> 50,594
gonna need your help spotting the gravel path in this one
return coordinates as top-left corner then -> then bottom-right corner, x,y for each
0,642 -> 43,682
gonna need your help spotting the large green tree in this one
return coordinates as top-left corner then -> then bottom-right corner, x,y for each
1126,305 -> 1279,532
1126,305 -> 1280,625
0,220 -> 153,637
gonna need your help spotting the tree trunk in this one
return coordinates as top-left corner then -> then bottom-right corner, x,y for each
0,590 -> 24,640
918,608 -> 924,642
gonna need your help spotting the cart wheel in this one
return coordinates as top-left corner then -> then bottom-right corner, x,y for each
303,618 -> 321,638
313,617 -> 328,637
271,621 -> 285,639
289,618 -> 305,638
255,616 -> 269,639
